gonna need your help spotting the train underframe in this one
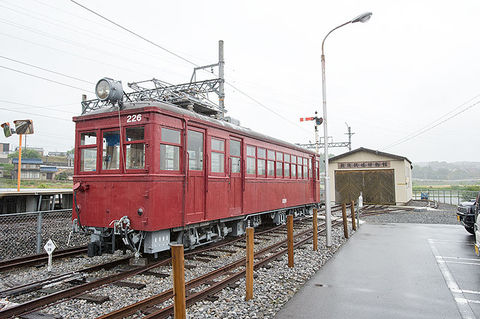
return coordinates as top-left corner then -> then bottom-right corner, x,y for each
73,204 -> 318,258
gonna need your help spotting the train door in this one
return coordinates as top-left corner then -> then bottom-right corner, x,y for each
228,138 -> 243,215
185,128 -> 206,224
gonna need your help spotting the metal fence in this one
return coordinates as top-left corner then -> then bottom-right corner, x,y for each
413,189 -> 478,206
0,209 -> 88,260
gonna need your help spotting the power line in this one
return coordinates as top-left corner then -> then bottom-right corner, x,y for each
70,0 -> 199,68
0,65 -> 92,93
0,100 -> 76,115
69,0 -> 312,135
0,105 -> 72,121
0,31 -> 155,79
383,99 -> 480,150
0,55 -> 94,85
0,2 -> 185,78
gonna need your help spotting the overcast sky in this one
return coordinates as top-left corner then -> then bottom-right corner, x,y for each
1,0 -> 479,163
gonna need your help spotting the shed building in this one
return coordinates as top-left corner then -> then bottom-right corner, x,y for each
328,147 -> 412,205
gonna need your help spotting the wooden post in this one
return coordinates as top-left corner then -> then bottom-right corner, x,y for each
341,203 -> 349,239
350,201 -> 357,231
171,244 -> 186,319
313,208 -> 318,251
287,214 -> 294,268
245,227 -> 254,301
17,134 -> 23,192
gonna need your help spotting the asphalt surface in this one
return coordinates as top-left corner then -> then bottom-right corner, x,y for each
275,223 -> 480,319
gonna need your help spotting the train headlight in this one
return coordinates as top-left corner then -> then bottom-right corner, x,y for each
95,78 -> 123,103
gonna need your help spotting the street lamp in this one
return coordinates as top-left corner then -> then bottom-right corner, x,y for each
321,12 -> 372,247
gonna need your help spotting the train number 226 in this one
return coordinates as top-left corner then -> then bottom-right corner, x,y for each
126,114 -> 142,123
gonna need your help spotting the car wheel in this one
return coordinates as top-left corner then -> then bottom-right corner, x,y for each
465,226 -> 475,235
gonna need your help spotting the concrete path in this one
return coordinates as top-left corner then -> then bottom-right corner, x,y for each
275,223 -> 480,319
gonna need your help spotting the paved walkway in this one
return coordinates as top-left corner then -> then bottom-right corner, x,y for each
275,223 -> 480,319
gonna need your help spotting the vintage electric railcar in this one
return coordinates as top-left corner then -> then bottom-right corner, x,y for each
73,79 -> 321,257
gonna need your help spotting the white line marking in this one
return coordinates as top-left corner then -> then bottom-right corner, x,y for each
438,260 -> 480,267
428,239 -> 474,245
461,289 -> 480,295
428,239 -> 476,319
442,256 -> 480,262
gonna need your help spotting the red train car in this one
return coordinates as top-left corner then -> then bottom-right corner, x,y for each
73,78 -> 321,257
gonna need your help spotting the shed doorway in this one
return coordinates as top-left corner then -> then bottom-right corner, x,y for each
334,169 -> 395,204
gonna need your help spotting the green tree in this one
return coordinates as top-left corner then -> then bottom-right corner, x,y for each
8,149 -> 41,159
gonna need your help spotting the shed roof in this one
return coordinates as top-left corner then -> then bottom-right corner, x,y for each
328,147 -> 412,165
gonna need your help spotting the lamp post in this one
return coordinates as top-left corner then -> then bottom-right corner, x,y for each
321,12 -> 372,247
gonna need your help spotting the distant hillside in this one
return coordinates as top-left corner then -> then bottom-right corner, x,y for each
413,161 -> 480,181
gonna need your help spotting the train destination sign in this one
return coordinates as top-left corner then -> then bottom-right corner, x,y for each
337,161 -> 390,169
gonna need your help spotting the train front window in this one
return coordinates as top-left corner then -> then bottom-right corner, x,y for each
102,131 -> 120,170
81,148 -> 97,172
126,126 -> 145,170
81,132 -> 96,145
160,128 -> 180,171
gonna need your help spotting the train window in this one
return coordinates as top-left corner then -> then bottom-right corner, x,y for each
126,127 -> 144,141
230,140 -> 241,173
246,145 -> 255,175
188,130 -> 203,171
267,160 -> 274,177
126,144 -> 145,169
247,145 -> 255,157
257,147 -> 266,177
292,163 -> 296,177
297,157 -> 303,165
162,128 -> 180,144
125,126 -> 145,170
291,155 -> 296,164
80,148 -> 97,172
212,138 -> 225,152
276,152 -> 283,177
309,159 -> 312,178
160,128 -> 180,171
160,145 -> 180,170
284,154 -> 290,163
284,162 -> 290,177
257,159 -> 266,176
304,164 -> 308,179
267,150 -> 275,160
81,132 -> 96,145
316,160 -> 320,179
102,131 -> 120,170
211,138 -> 225,173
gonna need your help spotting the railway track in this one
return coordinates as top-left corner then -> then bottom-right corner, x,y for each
0,204 -> 364,318
100,219 -> 341,319
0,245 -> 88,272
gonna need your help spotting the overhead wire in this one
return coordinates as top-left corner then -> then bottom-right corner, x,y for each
0,100 -> 77,115
0,65 -> 92,93
0,1 -> 186,79
68,0 -> 313,135
383,96 -> 480,150
0,105 -> 72,121
0,55 -> 94,85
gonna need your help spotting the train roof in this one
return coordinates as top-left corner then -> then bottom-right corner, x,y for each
73,101 -> 317,156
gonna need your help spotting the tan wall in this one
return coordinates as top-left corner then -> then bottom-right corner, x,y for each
328,151 -> 412,205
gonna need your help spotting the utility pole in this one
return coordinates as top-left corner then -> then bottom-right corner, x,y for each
345,122 -> 355,151
218,40 -> 225,116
